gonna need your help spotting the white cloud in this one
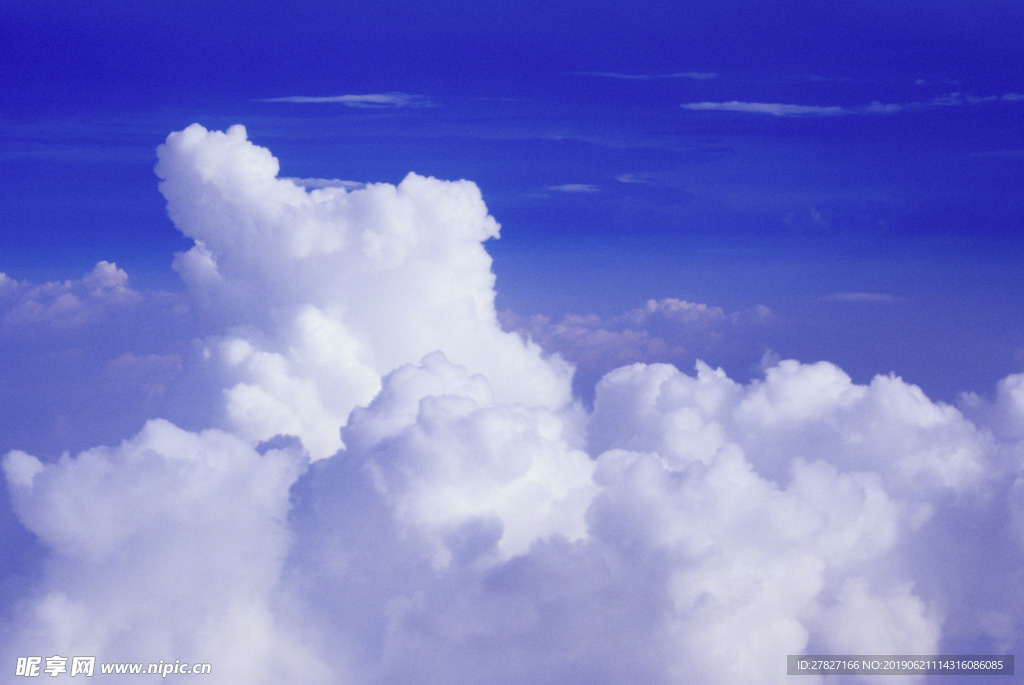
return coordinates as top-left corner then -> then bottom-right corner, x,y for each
344,351 -> 595,565
960,372 -> 1024,442
289,356 -> 1007,682
545,183 -> 600,193
823,292 -> 900,302
260,93 -> 433,107
862,101 -> 905,114
683,92 -> 1024,118
1,420 -> 330,683
682,101 -> 849,117
0,261 -> 140,331
913,77 -> 960,87
2,126 -> 1023,684
964,92 -> 1024,104
155,123 -> 574,459
503,298 -> 774,398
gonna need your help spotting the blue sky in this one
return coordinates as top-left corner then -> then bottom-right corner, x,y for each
2,3 -> 1024,681
3,0 -> 1022,400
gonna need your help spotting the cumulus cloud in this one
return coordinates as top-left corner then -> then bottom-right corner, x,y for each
2,126 -> 1023,684
0,261 -> 140,331
2,420 -> 327,683
342,351 -> 595,564
503,298 -> 774,399
155,123 -> 573,458
960,372 -> 1024,442
282,357 -> 1019,683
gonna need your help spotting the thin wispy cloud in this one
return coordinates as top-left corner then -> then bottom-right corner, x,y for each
914,77 -> 961,87
545,183 -> 600,193
873,91 -> 1024,111
823,292 -> 901,303
860,101 -> 904,114
965,92 -> 1024,104
569,70 -> 718,80
260,92 -> 434,107
777,74 -> 866,83
682,92 -> 1024,117
682,101 -> 848,117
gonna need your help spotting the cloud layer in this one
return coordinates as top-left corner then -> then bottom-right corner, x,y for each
2,125 -> 1023,684
0,263 -> 189,457
503,298 -> 773,398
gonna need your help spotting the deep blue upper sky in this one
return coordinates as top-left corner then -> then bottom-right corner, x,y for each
2,0 -> 1023,400
3,1 -> 1022,101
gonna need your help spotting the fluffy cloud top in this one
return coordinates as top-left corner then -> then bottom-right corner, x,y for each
2,126 -> 1022,684
2,421 -> 325,684
155,123 -> 573,458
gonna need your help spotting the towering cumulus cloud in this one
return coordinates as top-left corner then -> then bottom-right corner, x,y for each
156,124 -> 574,459
2,125 -> 1023,684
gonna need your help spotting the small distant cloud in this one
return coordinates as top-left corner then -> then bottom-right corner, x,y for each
777,74 -> 865,84
502,297 -> 774,400
545,184 -> 600,193
929,92 -> 964,107
682,101 -> 849,117
1,261 -> 142,331
965,92 -> 1024,104
823,292 -> 901,303
682,92 -> 1024,118
569,71 -> 718,80
615,174 -> 650,184
914,77 -> 961,87
260,92 -> 433,108
914,92 -> 1024,109
862,101 -> 904,114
